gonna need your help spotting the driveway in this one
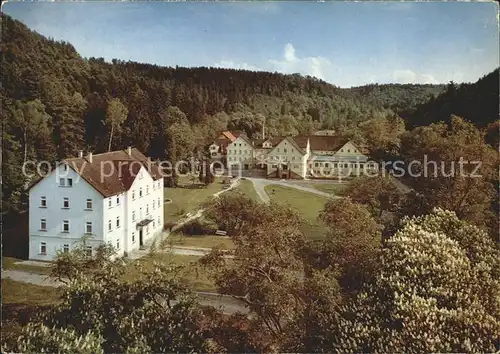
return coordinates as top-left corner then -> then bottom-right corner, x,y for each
247,177 -> 339,203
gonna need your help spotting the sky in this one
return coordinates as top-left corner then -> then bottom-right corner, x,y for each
3,1 -> 499,88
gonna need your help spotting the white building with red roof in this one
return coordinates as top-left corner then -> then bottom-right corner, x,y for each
28,147 -> 164,261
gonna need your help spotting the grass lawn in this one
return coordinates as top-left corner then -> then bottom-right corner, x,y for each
226,179 -> 261,202
124,252 -> 216,292
2,257 -> 52,275
2,278 -> 60,306
164,178 -> 225,224
1,278 -> 61,348
311,183 -> 348,195
162,231 -> 235,250
265,185 -> 330,240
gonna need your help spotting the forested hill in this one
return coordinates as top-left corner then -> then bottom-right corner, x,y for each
405,69 -> 499,128
2,13 -> 444,149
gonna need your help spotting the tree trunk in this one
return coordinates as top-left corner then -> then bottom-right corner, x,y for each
23,131 -> 28,165
108,125 -> 114,152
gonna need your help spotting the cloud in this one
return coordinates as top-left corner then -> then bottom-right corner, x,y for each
392,69 -> 438,84
268,43 -> 336,81
213,60 -> 261,72
214,43 -> 337,82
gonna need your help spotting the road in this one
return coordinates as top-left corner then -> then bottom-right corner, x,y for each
247,177 -> 340,203
2,269 -> 247,315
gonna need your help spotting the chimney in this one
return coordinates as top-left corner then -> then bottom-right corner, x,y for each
79,150 -> 83,158
88,152 -> 93,163
127,146 -> 132,156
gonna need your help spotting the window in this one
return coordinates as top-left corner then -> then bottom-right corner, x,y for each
139,171 -> 144,179
86,199 -> 92,210
132,210 -> 136,222
40,196 -> 47,208
292,156 -> 295,161
211,152 -> 217,156
277,148 -> 280,152
86,222 -> 92,234
347,149 -> 351,153
63,244 -> 69,253
59,178 -> 65,187
284,148 -> 287,153
146,225 -> 149,234
108,220 -> 112,231
158,198 -> 160,207
153,202 -> 156,210
40,242 -> 47,255
62,220 -> 69,233
314,163 -> 319,167
139,188 -> 143,197
116,216 -> 120,228
158,216 -> 160,225
108,199 -> 112,208
63,197 -> 69,209
85,246 -> 92,258
116,196 -> 120,205
146,186 -> 149,195
239,150 -> 241,154
153,220 -> 155,228
63,164 -> 68,171
116,239 -> 120,250
67,178 -> 73,187
325,163 -> 329,168
132,190 -> 136,200
132,232 -> 135,243
146,204 -> 149,215
40,219 -> 47,231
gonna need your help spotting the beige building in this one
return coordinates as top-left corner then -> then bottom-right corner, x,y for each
227,135 -> 255,170
266,137 -> 311,179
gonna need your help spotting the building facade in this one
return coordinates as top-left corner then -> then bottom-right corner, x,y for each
226,135 -> 255,171
28,148 -> 164,261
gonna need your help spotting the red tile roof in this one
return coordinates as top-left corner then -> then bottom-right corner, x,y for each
62,148 -> 162,197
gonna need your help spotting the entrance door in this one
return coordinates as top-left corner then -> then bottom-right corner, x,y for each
139,229 -> 144,246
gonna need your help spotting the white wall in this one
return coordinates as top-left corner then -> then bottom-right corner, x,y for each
29,163 -> 165,260
227,136 -> 254,167
29,164 -> 104,260
266,138 -> 308,178
125,167 -> 164,254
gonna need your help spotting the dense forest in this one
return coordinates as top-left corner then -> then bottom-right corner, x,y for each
1,13 -> 498,217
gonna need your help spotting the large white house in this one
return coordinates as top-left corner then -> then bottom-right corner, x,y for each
226,135 -> 255,171
266,136 -> 311,179
28,147 -> 164,261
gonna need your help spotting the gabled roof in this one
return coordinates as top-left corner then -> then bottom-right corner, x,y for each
294,135 -> 349,152
231,134 -> 254,147
268,136 -> 306,155
218,131 -> 237,142
254,136 -> 288,149
30,148 -> 162,198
